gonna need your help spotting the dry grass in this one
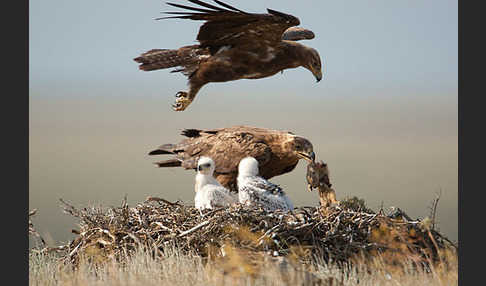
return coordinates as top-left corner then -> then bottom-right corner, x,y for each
29,244 -> 457,286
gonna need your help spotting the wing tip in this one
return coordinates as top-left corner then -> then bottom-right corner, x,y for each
148,149 -> 164,155
181,128 -> 202,137
153,159 -> 182,168
267,8 -> 300,25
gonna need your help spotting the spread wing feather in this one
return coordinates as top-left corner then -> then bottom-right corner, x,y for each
158,0 -> 300,49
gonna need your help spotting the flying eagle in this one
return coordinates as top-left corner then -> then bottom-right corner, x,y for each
194,157 -> 236,210
148,125 -> 315,192
134,0 -> 323,111
237,157 -> 293,212
306,160 -> 339,208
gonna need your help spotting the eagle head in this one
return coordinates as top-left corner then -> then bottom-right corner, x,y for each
238,157 -> 260,178
197,156 -> 216,175
302,47 -> 323,82
287,136 -> 315,163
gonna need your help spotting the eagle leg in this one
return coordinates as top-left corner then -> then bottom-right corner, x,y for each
172,81 -> 205,111
172,91 -> 192,111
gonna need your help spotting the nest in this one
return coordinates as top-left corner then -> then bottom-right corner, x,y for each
32,196 -> 456,270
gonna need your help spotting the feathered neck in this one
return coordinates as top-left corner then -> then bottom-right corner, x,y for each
195,173 -> 221,192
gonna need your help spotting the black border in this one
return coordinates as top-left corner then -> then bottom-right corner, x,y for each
7,0 -> 29,284
459,1 -> 481,285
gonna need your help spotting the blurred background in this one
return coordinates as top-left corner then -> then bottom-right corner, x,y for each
29,0 -> 458,245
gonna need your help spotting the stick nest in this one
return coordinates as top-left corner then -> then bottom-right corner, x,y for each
33,196 -> 456,269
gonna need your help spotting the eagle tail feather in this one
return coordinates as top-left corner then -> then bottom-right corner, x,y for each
148,150 -> 172,155
134,49 -> 184,71
181,129 -> 202,138
153,159 -> 182,168
148,144 -> 179,155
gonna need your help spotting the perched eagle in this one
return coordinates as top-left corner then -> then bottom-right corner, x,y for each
194,157 -> 236,210
237,157 -> 293,212
134,0 -> 323,111
148,125 -> 315,192
306,160 -> 338,208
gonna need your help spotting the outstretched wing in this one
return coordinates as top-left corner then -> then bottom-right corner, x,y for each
159,0 -> 300,51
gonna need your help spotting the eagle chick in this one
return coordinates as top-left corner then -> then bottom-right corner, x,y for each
237,157 -> 293,212
194,156 -> 236,210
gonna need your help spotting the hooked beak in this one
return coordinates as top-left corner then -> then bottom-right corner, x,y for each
297,151 -> 315,162
308,65 -> 322,83
315,70 -> 322,82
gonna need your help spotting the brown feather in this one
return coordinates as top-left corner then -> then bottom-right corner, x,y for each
148,125 -> 314,192
306,160 -> 338,208
282,27 -> 315,41
154,159 -> 182,168
159,0 -> 300,49
135,1 -> 322,111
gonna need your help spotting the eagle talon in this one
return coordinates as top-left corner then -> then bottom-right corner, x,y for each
172,92 -> 192,111
175,91 -> 186,98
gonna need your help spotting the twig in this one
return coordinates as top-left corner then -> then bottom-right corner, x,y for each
29,209 -> 46,247
145,196 -> 181,206
429,191 -> 441,230
178,220 -> 211,238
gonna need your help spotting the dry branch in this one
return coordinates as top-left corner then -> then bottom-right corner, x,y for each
44,197 -> 456,269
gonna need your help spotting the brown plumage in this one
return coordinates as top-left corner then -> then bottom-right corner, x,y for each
149,125 -> 315,192
134,0 -> 323,111
306,160 -> 339,209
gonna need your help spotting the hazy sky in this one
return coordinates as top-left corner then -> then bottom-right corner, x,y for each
30,0 -> 458,95
29,0 -> 458,244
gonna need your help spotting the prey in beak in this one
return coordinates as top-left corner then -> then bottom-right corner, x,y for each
306,160 -> 339,209
306,160 -> 331,192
